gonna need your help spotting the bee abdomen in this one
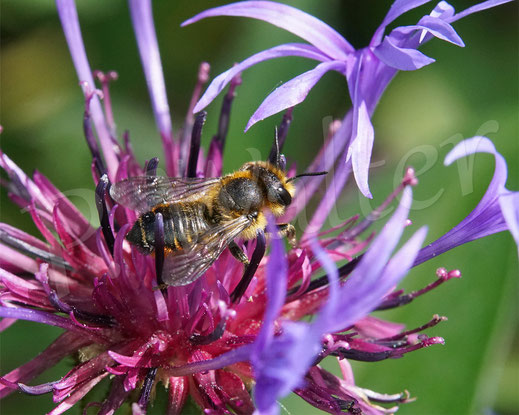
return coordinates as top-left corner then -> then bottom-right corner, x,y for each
126,203 -> 210,253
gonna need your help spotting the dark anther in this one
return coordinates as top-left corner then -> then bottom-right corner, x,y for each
268,107 -> 293,165
375,293 -> 413,310
95,175 -> 115,255
230,229 -> 266,303
0,229 -> 72,270
145,157 -> 159,176
190,318 -> 227,345
49,290 -> 115,326
154,212 -> 166,291
378,315 -> 446,341
187,111 -> 207,178
337,254 -> 363,277
213,73 -> 242,150
137,367 -> 158,411
329,347 -> 393,362
83,92 -> 106,178
287,254 -> 363,296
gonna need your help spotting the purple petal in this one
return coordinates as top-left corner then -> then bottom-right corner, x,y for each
349,100 -> 375,198
449,0 -> 514,23
286,113 -> 352,223
128,0 -> 173,142
167,344 -> 253,376
415,136 -> 518,264
373,35 -> 436,70
193,43 -> 330,113
252,209 -> 426,413
253,321 -> 320,415
253,216 -> 287,354
430,1 -> 455,19
302,148 -> 352,238
245,61 -> 345,131
182,1 -> 353,60
499,192 -> 519,249
372,0 -> 432,45
395,15 -> 465,46
253,218 -> 308,415
375,226 -> 428,294
55,0 -> 118,179
324,188 -> 426,333
310,241 -> 339,325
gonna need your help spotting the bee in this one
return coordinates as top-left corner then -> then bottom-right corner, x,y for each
110,160 -> 324,287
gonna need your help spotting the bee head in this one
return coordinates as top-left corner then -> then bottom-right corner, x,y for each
240,162 -> 294,211
262,170 -> 292,207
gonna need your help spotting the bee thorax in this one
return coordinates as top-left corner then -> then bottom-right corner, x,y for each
218,177 -> 263,215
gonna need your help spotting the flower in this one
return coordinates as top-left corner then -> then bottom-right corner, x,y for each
183,0 -> 514,199
0,1 -> 517,415
416,136 -> 519,263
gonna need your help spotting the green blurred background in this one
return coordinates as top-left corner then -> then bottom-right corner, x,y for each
1,0 -> 517,414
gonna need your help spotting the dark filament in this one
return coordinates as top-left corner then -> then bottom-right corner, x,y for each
287,254 -> 362,296
187,111 -> 207,178
48,290 -> 115,326
190,318 -> 228,345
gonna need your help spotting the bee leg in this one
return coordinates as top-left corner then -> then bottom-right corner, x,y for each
276,223 -> 297,248
229,241 -> 250,265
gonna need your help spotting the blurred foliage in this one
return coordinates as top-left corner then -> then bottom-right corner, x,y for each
0,1 -> 517,414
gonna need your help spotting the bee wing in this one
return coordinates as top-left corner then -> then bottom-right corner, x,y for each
110,176 -> 221,214
162,215 -> 252,286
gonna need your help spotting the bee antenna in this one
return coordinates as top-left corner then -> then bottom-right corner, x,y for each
268,127 -> 283,169
274,126 -> 281,168
286,171 -> 327,183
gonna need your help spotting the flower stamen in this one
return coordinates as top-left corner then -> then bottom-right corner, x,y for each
376,268 -> 461,310
94,70 -> 119,135
154,212 -> 166,290
187,111 -> 207,178
230,230 -> 266,303
82,83 -> 107,178
137,367 -> 158,412
95,174 -> 115,255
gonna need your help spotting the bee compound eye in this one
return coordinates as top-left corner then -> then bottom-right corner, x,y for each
278,187 -> 292,206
